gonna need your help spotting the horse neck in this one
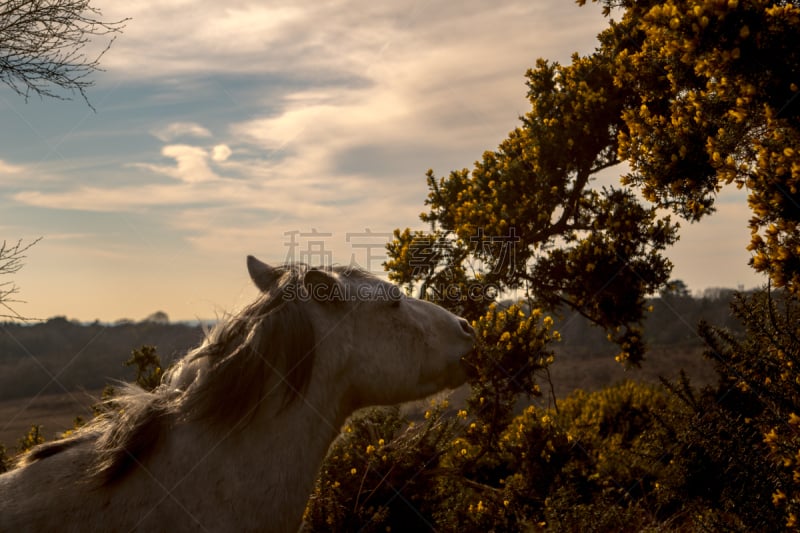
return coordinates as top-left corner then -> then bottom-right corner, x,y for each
168,365 -> 351,531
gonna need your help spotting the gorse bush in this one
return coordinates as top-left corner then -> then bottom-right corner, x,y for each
303,379 -> 685,531
305,405 -> 453,531
304,288 -> 800,531
0,445 -> 10,474
303,299 -> 687,530
359,0 -> 800,527
124,344 -> 163,392
465,303 -> 558,445
695,290 -> 800,530
16,425 -> 45,454
304,300 -> 560,531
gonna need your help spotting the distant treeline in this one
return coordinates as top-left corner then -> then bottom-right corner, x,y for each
555,286 -> 745,352
0,316 -> 204,401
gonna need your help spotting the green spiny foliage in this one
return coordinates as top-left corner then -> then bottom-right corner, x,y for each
125,344 -> 163,392
0,444 -> 11,474
17,425 -> 45,455
689,289 -> 800,530
93,345 -> 163,417
305,381 -> 687,531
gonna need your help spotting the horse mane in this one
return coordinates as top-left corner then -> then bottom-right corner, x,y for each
22,263 -> 321,484
178,263 -> 318,424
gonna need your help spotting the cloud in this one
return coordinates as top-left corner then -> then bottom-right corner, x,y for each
11,0 -> 608,248
12,152 -> 364,220
98,1 -> 604,83
14,184 -> 208,211
11,1 -> 614,260
214,1 -> 608,191
0,159 -> 24,175
151,122 -> 213,142
88,0 -> 611,201
97,1 -> 309,78
0,158 -> 71,189
133,144 -> 221,183
211,144 -> 232,162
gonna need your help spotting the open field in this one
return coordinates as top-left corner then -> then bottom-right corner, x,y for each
0,389 -> 101,449
547,343 -> 717,397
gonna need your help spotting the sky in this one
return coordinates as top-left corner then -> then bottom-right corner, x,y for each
1,0 -> 765,323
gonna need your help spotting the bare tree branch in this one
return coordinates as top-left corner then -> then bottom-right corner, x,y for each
0,237 -> 41,320
0,0 -> 128,109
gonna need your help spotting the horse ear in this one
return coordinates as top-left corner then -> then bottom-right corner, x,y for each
247,256 -> 282,292
303,269 -> 339,303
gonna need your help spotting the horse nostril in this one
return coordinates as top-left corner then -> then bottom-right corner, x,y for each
459,318 -> 475,338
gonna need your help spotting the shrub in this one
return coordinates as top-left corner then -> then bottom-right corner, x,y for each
688,289 -> 800,530
304,381 -> 687,531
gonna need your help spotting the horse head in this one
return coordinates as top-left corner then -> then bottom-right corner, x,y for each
246,256 -> 475,411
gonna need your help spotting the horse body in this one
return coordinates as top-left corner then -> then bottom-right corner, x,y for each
0,393 -> 345,531
0,257 -> 474,532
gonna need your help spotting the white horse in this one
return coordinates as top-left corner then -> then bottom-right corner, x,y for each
0,256 -> 474,532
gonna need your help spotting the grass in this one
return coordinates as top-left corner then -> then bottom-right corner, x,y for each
0,389 -> 100,449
